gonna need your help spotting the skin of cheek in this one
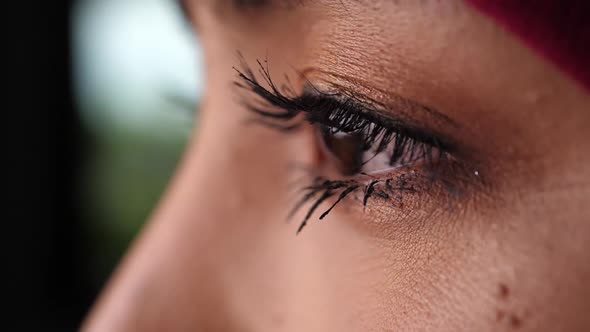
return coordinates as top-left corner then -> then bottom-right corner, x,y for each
344,185 -> 590,332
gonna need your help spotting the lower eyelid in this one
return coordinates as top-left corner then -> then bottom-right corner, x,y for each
292,158 -> 462,233
287,120 -> 478,232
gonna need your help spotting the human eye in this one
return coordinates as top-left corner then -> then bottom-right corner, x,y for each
234,57 -> 484,234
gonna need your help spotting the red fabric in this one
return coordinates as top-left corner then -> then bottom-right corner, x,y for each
466,0 -> 590,92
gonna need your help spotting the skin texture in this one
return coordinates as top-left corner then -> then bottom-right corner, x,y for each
83,1 -> 590,331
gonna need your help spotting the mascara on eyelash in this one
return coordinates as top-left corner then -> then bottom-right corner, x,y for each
290,175 -> 422,234
232,55 -> 461,233
233,57 -> 450,164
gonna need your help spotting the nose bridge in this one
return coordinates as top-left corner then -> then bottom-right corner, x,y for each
80,147 -> 233,330
83,89 -> 300,330
144,91 -> 319,327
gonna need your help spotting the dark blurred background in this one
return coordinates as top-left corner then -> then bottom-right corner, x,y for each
8,1 -> 202,330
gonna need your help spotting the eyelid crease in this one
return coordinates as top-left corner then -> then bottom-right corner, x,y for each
296,88 -> 457,153
298,67 -> 460,130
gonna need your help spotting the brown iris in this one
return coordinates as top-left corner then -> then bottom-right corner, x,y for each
319,128 -> 365,176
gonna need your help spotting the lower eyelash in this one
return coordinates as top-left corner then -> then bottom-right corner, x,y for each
291,172 -> 427,234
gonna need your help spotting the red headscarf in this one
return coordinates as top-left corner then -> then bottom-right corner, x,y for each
467,0 -> 590,92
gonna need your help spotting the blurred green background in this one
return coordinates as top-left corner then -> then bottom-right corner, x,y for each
72,0 -> 203,291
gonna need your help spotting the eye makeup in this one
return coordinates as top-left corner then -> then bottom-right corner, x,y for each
234,57 -> 481,233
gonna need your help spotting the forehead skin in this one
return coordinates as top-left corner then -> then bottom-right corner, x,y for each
84,0 -> 590,331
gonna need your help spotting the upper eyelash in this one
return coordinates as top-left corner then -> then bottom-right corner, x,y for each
233,56 -> 457,233
298,93 -> 445,167
233,57 -> 451,168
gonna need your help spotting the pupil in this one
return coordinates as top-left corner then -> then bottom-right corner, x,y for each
320,129 -> 364,176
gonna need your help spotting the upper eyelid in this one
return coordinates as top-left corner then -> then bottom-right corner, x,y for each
300,69 -> 460,130
295,87 -> 458,152
233,57 -> 459,151
302,85 -> 448,129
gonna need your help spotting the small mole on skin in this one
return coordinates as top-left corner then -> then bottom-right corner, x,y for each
498,283 -> 510,300
510,314 -> 523,328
